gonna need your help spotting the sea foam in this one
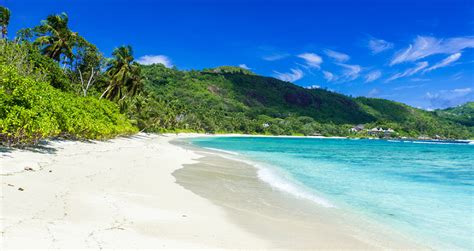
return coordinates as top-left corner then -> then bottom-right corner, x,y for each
256,165 -> 335,208
202,146 -> 335,208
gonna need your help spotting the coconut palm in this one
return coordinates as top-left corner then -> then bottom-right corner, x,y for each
101,45 -> 141,101
0,6 -> 10,39
15,28 -> 33,43
33,12 -> 79,63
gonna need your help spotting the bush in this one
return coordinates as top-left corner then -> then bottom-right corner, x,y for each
0,65 -> 137,145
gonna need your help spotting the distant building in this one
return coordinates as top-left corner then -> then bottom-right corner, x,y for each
384,128 -> 395,136
368,127 -> 396,136
350,124 -> 365,132
350,125 -> 396,136
367,127 -> 383,135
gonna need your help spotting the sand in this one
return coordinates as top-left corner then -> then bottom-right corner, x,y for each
1,133 -> 425,249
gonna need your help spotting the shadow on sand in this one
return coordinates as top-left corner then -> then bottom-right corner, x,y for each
0,140 -> 62,155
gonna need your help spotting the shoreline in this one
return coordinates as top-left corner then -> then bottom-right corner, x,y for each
1,133 -> 427,249
173,137 -> 428,249
1,133 -> 268,249
165,132 -> 474,143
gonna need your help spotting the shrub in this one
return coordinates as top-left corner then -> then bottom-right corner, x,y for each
0,65 -> 137,145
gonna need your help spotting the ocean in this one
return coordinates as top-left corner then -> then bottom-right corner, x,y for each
190,137 -> 474,249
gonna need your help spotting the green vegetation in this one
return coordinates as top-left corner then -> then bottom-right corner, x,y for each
0,9 -> 137,145
203,66 -> 256,75
33,12 -> 80,63
434,102 -> 474,127
355,98 -> 473,138
102,45 -> 141,101
128,64 -> 474,139
0,64 -> 136,145
0,6 -> 10,39
1,8 -> 473,145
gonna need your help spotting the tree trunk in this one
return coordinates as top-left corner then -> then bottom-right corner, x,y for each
100,85 -> 111,99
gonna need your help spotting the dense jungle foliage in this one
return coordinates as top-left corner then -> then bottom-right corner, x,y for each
1,8 -> 473,145
434,102 -> 474,127
0,41 -> 136,145
0,10 -> 137,145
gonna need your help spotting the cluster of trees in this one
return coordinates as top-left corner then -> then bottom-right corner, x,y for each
0,6 -> 10,38
355,98 -> 473,138
0,7 -> 139,144
434,102 -> 474,127
4,9 -> 141,101
0,61 -> 136,144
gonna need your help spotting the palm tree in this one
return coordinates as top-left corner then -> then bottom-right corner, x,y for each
15,28 -> 33,43
0,6 -> 10,39
33,13 -> 79,63
101,45 -> 141,101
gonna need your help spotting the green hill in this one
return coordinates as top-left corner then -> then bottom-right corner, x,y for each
434,102 -> 474,127
126,64 -> 474,139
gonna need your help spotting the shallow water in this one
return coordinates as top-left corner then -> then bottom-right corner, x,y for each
190,137 -> 474,249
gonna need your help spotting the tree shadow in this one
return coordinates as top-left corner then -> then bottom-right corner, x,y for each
0,140 -> 58,155
0,146 -> 13,153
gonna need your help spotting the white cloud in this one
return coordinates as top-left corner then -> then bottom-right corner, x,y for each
364,70 -> 382,83
136,55 -> 172,67
337,63 -> 361,81
390,36 -> 474,65
297,52 -> 323,68
386,61 -> 428,82
322,71 -> 337,82
262,53 -> 289,61
423,53 -> 461,73
453,88 -> 472,94
239,64 -> 251,70
305,85 -> 321,89
425,87 -> 473,109
452,72 -> 463,80
367,88 -> 380,97
393,83 -> 426,91
368,38 -> 394,54
410,78 -> 430,82
273,68 -> 304,82
324,49 -> 350,62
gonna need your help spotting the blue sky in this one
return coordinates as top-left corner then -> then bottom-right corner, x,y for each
3,0 -> 474,109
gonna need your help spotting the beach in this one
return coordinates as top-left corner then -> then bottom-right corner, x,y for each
1,133 -> 424,249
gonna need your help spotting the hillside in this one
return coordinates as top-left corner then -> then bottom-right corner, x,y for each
127,65 -> 474,139
434,102 -> 474,127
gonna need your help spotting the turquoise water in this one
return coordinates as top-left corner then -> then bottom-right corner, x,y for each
190,137 -> 474,249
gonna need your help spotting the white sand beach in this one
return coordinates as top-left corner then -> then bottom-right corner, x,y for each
1,134 -> 269,249
1,133 -> 424,249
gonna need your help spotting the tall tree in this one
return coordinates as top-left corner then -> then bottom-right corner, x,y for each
15,28 -> 33,43
33,13 -> 80,63
74,39 -> 105,96
101,45 -> 141,101
0,6 -> 10,39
